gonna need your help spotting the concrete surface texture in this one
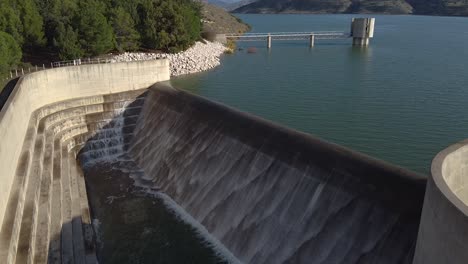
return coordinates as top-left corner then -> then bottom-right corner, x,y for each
351,18 -> 375,46
413,140 -> 468,264
0,60 -> 169,263
126,83 -> 426,264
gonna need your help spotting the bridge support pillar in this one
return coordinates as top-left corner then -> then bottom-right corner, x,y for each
351,18 -> 375,46
309,34 -> 315,47
267,35 -> 272,49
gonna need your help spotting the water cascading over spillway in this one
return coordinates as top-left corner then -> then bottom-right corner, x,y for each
75,83 -> 426,264
0,78 -> 426,263
0,89 -> 153,263
78,99 -> 140,166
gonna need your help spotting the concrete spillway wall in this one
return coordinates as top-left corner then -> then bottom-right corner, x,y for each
0,60 -> 169,225
127,83 -> 427,263
0,60 -> 169,263
414,140 -> 468,264
4,60 -> 461,263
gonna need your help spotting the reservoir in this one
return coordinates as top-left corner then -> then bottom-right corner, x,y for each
173,14 -> 468,173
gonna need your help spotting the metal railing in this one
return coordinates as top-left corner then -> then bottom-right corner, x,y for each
50,58 -> 115,68
226,31 -> 351,42
2,57 -> 119,83
2,65 -> 47,82
226,31 -> 347,37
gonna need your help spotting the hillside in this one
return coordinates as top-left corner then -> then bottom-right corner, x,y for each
202,2 -> 251,33
207,0 -> 233,9
233,0 -> 468,16
407,0 -> 468,16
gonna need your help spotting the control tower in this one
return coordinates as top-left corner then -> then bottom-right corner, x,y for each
351,18 -> 375,46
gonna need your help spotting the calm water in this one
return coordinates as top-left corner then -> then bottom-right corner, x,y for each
173,14 -> 468,173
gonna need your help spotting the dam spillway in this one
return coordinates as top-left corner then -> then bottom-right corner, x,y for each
0,61 -> 437,263
126,84 -> 426,263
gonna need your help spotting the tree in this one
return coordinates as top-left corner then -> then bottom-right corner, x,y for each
0,0 -> 202,60
40,0 -> 80,58
110,7 -> 140,52
169,2 -> 202,52
15,0 -> 45,48
0,31 -> 21,73
53,23 -> 83,60
76,0 -> 114,56
136,0 -> 202,52
137,0 -> 159,49
0,1 -> 24,46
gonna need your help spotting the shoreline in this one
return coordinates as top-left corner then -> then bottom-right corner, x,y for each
111,41 -> 228,77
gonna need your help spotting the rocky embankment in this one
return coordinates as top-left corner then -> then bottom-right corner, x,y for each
111,41 -> 227,76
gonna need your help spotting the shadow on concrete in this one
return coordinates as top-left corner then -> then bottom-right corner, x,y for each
0,78 -> 20,112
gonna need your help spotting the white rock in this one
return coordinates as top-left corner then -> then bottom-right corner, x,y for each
110,41 -> 228,77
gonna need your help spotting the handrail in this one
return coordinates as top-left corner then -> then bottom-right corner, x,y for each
2,56 -> 163,84
227,33 -> 349,38
226,31 -> 348,37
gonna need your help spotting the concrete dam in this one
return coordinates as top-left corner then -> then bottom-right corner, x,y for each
0,61 -> 466,263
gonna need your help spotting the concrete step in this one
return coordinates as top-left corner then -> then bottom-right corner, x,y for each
61,145 -> 74,264
46,139 -> 63,264
13,134 -> 45,264
0,125 -> 38,263
69,153 -> 86,264
16,138 -> 52,263
32,125 -> 67,263
1,90 -> 144,264
74,153 -> 97,263
40,96 -> 143,134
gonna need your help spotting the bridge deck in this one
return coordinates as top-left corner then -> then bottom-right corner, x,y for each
226,32 -> 351,41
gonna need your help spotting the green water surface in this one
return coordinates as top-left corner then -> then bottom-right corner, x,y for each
173,14 -> 468,174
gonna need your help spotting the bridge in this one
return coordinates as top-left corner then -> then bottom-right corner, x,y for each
223,18 -> 375,48
226,32 -> 350,48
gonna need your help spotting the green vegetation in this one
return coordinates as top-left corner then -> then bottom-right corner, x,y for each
136,0 -> 202,52
0,0 -> 203,77
0,31 -> 21,74
225,39 -> 236,54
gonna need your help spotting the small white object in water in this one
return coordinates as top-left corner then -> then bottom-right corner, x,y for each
105,195 -> 125,204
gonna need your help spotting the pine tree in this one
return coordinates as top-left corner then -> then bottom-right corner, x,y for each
41,0 -> 79,58
15,0 -> 45,48
53,23 -> 83,60
136,0 -> 202,52
110,7 -> 140,52
0,31 -> 21,72
76,0 -> 114,56
137,0 -> 160,49
0,1 -> 24,46
0,0 -> 202,64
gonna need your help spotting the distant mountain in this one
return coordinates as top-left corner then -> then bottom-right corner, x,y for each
406,0 -> 468,16
207,0 -> 232,9
225,0 -> 258,11
207,0 -> 258,11
233,0 -> 468,16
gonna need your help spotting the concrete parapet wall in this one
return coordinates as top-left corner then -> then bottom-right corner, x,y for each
0,60 -> 170,227
414,140 -> 468,264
